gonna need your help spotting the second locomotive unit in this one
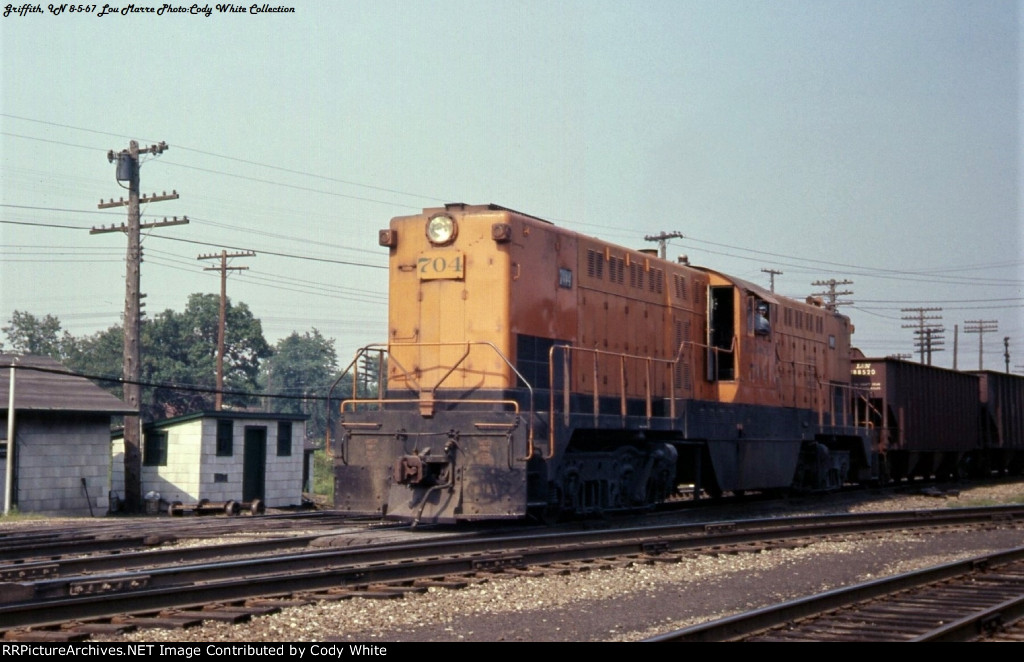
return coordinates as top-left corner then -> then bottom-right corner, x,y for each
332,203 -> 875,523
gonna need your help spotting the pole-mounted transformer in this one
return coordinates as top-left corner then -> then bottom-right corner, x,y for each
108,149 -> 136,183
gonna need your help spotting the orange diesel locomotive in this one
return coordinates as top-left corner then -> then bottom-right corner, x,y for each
332,204 -> 874,523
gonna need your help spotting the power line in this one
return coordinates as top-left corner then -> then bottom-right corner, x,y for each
2,114 -> 445,204
0,361 -> 339,402
3,216 -> 386,270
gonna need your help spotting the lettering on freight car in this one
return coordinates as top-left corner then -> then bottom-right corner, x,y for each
417,251 -> 465,280
851,363 -> 876,376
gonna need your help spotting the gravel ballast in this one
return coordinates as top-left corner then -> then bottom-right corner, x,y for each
104,527 -> 1022,643
11,480 -> 1024,643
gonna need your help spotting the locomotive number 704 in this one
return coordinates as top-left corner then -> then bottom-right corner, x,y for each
417,251 -> 465,280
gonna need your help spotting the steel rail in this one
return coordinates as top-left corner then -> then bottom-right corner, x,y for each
5,504 -> 1023,584
0,512 -> 357,564
644,546 -> 1024,642
2,505 -> 1023,633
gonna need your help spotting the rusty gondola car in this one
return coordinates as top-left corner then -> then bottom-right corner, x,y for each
851,357 -> 981,481
330,204 -> 876,524
850,358 -> 1024,481
973,370 -> 1024,475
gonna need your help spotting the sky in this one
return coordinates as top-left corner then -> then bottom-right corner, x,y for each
2,0 -> 1021,372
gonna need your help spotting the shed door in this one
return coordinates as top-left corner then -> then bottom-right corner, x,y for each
243,426 -> 267,502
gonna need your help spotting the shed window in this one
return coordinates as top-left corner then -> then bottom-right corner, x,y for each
277,421 -> 293,457
216,420 -> 234,457
144,431 -> 168,467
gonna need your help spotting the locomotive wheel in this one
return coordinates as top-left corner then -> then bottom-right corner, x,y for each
534,503 -> 564,525
531,484 -> 565,525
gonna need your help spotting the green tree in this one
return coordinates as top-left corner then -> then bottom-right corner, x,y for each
6,296 -> 278,423
142,293 -> 271,419
2,310 -> 75,360
262,328 -> 340,441
64,325 -> 125,397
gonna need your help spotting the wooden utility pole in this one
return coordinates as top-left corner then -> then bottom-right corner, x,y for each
953,324 -> 959,370
761,268 -> 783,293
964,320 -> 998,371
644,231 -> 684,260
901,307 -> 943,365
811,279 -> 853,311
197,250 -> 256,410
93,140 -> 187,513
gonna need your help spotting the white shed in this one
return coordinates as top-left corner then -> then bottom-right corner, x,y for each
112,411 -> 308,511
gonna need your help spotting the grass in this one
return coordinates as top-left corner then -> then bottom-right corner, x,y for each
312,448 -> 334,500
0,507 -> 49,521
958,493 -> 1024,508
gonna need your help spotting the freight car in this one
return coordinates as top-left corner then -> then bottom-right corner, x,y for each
330,203 -> 878,523
850,357 -> 982,481
975,370 -> 1024,476
851,358 -> 1024,481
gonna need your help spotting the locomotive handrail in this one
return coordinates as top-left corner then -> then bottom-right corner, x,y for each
326,346 -> 405,461
333,341 -> 535,460
386,340 -> 533,412
832,382 -> 878,437
800,363 -> 875,432
326,351 -> 366,461
340,398 -> 520,415
546,340 -> 716,460
782,357 -> 819,413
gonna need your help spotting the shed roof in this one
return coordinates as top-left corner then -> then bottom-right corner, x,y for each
0,354 -> 136,415
145,409 -> 310,429
110,409 -> 310,438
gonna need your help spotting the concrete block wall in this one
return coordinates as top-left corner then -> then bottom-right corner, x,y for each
195,419 -> 305,508
263,421 -> 305,507
199,419 -> 240,505
111,439 -> 123,501
11,415 -> 110,516
143,419 -> 202,505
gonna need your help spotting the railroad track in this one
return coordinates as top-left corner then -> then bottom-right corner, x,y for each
646,545 -> 1024,641
2,505 -> 1023,641
0,511 -> 364,564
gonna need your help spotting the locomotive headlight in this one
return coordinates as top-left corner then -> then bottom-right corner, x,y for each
426,213 -> 457,245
